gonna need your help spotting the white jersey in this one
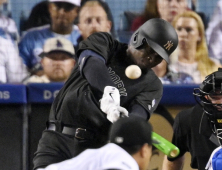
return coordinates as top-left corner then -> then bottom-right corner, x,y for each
169,60 -> 202,84
0,15 -> 19,42
38,143 -> 139,170
0,36 -> 28,83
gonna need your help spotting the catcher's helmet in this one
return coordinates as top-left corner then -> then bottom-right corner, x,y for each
193,68 -> 222,144
130,18 -> 178,63
193,68 -> 222,107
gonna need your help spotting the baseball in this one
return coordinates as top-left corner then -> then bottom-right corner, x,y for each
125,65 -> 142,79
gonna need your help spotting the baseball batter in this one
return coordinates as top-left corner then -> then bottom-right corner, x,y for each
33,18 -> 178,169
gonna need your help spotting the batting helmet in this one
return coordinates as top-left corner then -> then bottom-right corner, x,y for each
130,18 -> 178,63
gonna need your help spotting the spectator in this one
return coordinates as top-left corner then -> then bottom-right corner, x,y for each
131,0 -> 188,31
18,0 -> 80,75
0,0 -> 19,42
80,0 -> 115,37
157,0 -> 188,23
152,60 -> 194,84
76,0 -> 112,49
169,11 -> 221,84
206,0 -> 222,63
23,37 -> 76,83
162,68 -> 222,170
0,36 -> 28,83
37,116 -> 155,170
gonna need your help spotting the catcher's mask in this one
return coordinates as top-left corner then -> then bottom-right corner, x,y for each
193,68 -> 222,145
130,18 -> 178,63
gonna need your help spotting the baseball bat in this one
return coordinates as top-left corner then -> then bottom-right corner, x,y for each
152,132 -> 180,158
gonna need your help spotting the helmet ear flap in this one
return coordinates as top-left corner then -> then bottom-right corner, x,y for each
133,32 -> 139,44
131,31 -> 144,49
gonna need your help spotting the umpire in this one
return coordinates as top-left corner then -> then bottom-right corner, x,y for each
33,18 -> 178,169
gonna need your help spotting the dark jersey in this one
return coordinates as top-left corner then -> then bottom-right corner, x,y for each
49,32 -> 163,138
168,104 -> 218,170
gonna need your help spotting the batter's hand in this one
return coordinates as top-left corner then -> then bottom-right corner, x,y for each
100,86 -> 128,123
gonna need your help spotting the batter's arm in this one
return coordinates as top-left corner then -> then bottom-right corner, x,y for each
79,50 -> 115,98
77,33 -> 118,98
162,155 -> 185,170
129,103 -> 149,120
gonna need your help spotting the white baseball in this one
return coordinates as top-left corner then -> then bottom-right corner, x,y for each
125,65 -> 142,79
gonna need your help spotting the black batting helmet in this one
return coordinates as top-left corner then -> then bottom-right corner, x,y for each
130,18 -> 178,63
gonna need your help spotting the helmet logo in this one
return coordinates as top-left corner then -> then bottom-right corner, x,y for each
164,41 -> 173,51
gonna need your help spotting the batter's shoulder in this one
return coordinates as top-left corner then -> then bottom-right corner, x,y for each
77,32 -> 121,58
145,69 -> 162,85
88,32 -> 113,40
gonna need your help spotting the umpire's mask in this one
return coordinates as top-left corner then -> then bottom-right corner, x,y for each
193,68 -> 222,145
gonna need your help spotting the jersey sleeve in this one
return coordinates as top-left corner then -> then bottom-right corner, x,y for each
133,76 -> 163,116
77,32 -> 118,62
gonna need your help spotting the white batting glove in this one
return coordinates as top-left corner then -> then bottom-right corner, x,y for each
100,86 -> 128,123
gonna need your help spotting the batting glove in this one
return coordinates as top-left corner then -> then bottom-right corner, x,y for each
100,86 -> 128,123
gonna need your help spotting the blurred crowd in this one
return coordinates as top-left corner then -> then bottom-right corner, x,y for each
0,0 -> 222,85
